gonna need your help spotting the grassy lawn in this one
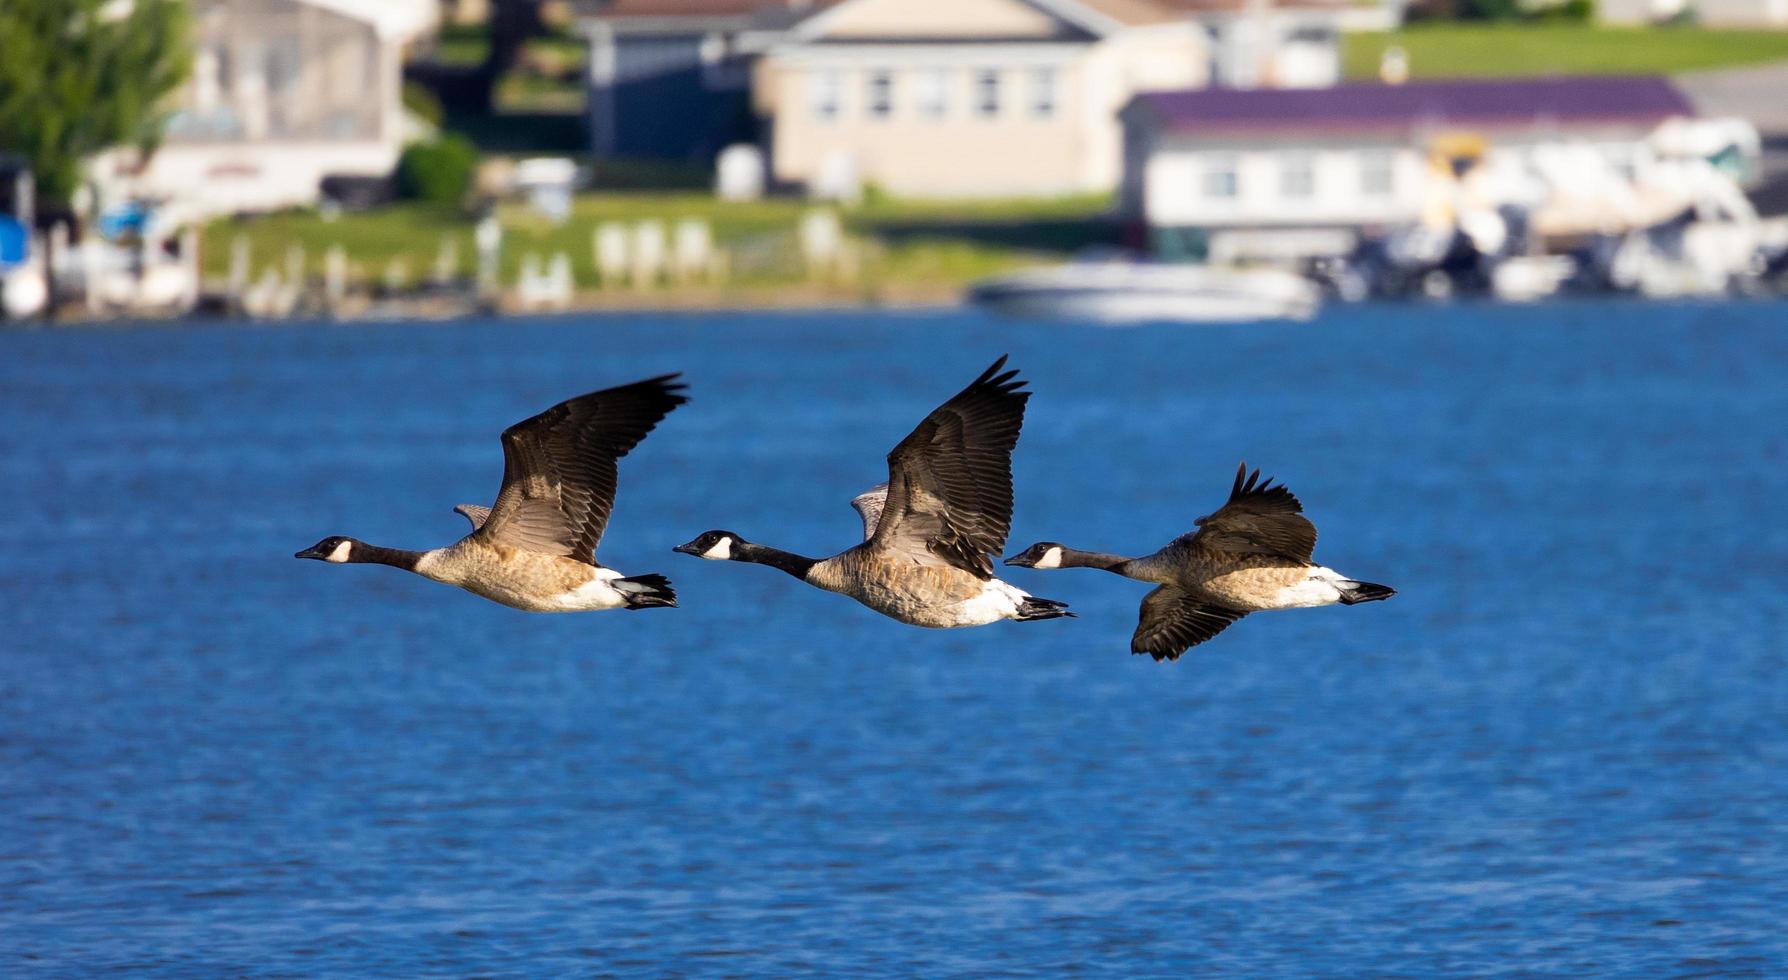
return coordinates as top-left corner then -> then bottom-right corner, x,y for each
200,193 -> 1114,295
1343,24 -> 1788,80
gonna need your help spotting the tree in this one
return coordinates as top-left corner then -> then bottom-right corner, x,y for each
473,0 -> 544,112
0,0 -> 191,212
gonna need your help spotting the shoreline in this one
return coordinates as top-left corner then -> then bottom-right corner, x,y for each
14,281 -> 969,327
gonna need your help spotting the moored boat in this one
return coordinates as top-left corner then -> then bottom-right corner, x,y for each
968,261 -> 1320,324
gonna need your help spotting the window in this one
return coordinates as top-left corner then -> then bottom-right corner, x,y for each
809,70 -> 843,122
1360,151 -> 1395,196
866,69 -> 894,120
1280,154 -> 1315,198
1029,67 -> 1057,119
975,69 -> 1001,119
916,69 -> 950,119
1202,156 -> 1239,199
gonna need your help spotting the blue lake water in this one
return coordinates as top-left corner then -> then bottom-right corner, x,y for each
2,301 -> 1786,975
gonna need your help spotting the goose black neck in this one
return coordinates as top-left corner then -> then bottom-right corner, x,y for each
351,544 -> 426,571
1060,548 -> 1133,573
735,542 -> 819,580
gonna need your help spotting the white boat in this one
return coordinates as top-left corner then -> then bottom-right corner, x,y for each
967,261 -> 1320,324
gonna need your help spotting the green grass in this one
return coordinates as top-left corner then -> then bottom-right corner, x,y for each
200,192 -> 1114,294
1343,24 -> 1788,80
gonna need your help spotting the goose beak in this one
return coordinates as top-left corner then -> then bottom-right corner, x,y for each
1003,554 -> 1034,568
294,545 -> 329,560
672,541 -> 702,556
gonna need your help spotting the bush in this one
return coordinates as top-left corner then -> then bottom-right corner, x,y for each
394,136 -> 478,204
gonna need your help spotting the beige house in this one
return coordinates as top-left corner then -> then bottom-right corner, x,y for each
754,0 -> 1209,197
95,0 -> 438,217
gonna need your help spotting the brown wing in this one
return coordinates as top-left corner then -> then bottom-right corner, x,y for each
454,504 -> 492,530
1132,586 -> 1248,661
850,483 -> 890,541
1189,461 -> 1317,563
868,356 -> 1029,579
474,374 -> 688,564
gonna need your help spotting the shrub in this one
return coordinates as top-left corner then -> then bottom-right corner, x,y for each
394,136 -> 478,204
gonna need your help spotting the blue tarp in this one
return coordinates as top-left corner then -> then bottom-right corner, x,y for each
0,216 -> 28,269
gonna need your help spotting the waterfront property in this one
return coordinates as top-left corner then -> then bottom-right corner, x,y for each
1117,76 -> 1698,261
576,0 -> 821,163
755,0 -> 1209,198
91,0 -> 439,218
573,0 -> 1409,196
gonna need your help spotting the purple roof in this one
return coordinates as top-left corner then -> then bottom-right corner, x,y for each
1129,77 -> 1693,136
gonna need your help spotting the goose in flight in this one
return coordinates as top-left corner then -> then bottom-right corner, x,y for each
1005,463 -> 1392,660
296,375 -> 688,612
674,356 -> 1072,628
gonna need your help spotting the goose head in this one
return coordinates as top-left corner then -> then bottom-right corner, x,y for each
295,536 -> 359,563
674,530 -> 744,561
1004,542 -> 1066,569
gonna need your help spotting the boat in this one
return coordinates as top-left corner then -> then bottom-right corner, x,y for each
967,261 -> 1320,324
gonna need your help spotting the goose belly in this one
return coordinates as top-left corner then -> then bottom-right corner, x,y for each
424,547 -> 626,612
1198,564 -> 1347,611
835,565 -> 1026,628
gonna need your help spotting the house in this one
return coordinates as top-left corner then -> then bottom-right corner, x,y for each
95,0 -> 438,217
1154,0 -> 1402,90
754,0 -> 1211,198
577,1 -> 827,162
1118,76 -> 1696,260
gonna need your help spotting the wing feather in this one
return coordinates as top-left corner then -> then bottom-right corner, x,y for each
850,483 -> 890,540
454,504 -> 492,530
1189,461 -> 1317,563
1132,586 -> 1247,661
868,357 -> 1029,579
474,374 -> 688,564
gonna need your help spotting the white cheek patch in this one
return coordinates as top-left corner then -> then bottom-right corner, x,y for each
1033,547 -> 1064,570
701,538 -> 733,560
328,540 -> 353,563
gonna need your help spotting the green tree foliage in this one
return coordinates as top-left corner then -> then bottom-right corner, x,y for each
0,0 -> 191,210
475,0 -> 545,111
395,136 -> 479,205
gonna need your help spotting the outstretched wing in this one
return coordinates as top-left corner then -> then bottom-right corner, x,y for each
1132,586 -> 1248,662
454,504 -> 492,530
474,374 -> 688,564
1189,462 -> 1317,563
850,483 -> 890,540
868,356 -> 1029,579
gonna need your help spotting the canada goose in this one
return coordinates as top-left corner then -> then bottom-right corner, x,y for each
1005,463 -> 1393,661
674,357 -> 1072,628
296,375 -> 688,612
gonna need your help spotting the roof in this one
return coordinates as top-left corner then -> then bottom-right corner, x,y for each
577,0 -> 837,21
584,0 -> 1179,32
1065,0 -> 1183,26
1149,0 -> 1349,13
1128,77 -> 1695,137
302,0 -> 438,39
585,0 -> 781,14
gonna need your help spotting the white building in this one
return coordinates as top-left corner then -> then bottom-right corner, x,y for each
1119,76 -> 1697,260
94,0 -> 439,217
1155,0 -> 1402,90
1601,0 -> 1787,25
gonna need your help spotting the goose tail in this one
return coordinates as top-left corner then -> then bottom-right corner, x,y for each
1015,595 -> 1075,622
614,573 -> 678,609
